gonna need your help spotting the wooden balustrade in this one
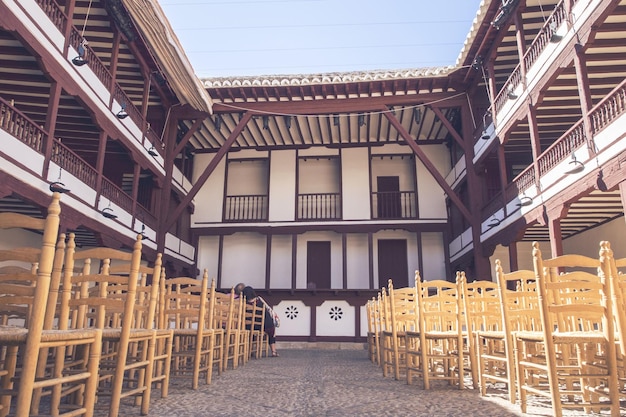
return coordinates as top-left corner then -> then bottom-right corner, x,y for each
0,98 -> 45,153
297,193 -> 341,220
101,177 -> 134,213
51,139 -> 98,188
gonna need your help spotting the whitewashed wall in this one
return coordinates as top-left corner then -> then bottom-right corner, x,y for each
269,149 -> 296,221
191,154 -> 225,224
341,147 -> 370,220
416,144 -> 449,219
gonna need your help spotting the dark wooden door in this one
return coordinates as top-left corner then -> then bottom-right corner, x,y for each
378,239 -> 408,288
307,241 -> 331,289
377,176 -> 401,218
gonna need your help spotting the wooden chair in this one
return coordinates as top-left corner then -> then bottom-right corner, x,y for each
60,233 -> 160,417
213,289 -> 240,371
601,241 -> 626,397
245,297 -> 267,359
206,280 -> 224,378
380,279 -> 417,381
0,193 -> 102,417
457,271 -> 501,390
481,260 -> 538,403
405,272 -> 464,389
366,296 -> 382,365
515,242 -> 620,417
160,270 -> 217,388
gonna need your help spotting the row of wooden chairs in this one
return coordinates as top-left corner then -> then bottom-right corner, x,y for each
366,241 -> 625,416
0,192 -> 270,417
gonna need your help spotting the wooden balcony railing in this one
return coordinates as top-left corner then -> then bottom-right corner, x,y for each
0,98 -> 45,152
33,0 -> 65,31
224,195 -> 268,222
589,78 -> 626,134
51,139 -> 98,189
494,0 -> 568,116
371,191 -> 417,220
33,0 -> 151,149
101,177 -> 134,213
297,193 -> 341,220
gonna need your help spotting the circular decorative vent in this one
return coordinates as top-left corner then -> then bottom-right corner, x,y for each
329,306 -> 343,321
285,305 -> 299,320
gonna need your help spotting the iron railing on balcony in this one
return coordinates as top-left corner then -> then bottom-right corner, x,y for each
371,191 -> 417,219
224,195 -> 268,222
297,193 -> 341,220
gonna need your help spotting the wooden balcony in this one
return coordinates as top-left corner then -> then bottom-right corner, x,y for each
371,191 -> 417,220
297,193 -> 341,221
223,195 -> 268,222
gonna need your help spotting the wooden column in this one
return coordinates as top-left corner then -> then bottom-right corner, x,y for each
42,81 -> 62,179
527,104 -> 542,189
265,234 -> 272,289
572,43 -> 596,156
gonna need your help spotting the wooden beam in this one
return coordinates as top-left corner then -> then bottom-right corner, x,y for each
382,110 -> 473,223
164,112 -> 252,231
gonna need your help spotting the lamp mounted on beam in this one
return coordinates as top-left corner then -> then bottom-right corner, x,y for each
488,215 -> 502,228
481,112 -> 492,140
72,40 -> 88,66
413,107 -> 421,123
116,102 -> 128,119
333,114 -> 340,126
507,85 -> 518,100
147,145 -> 158,157
101,204 -> 117,219
49,148 -> 70,193
358,114 -> 366,127
564,152 -> 584,175
517,193 -> 533,207
549,20 -> 562,43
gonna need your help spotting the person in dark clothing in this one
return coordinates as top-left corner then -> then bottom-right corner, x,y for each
241,286 -> 279,357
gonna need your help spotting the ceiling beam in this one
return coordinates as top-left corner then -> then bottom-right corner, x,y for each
382,110 -> 473,223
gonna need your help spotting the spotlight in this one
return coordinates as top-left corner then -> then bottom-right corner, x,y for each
214,115 -> 222,130
71,42 -> 87,66
564,153 -> 584,175
481,130 -> 490,140
116,103 -> 128,119
507,86 -> 518,100
262,116 -> 269,130
517,195 -> 533,207
284,115 -> 292,129
413,107 -> 421,123
358,114 -> 365,127
488,217 -> 502,228
49,181 -> 70,193
549,21 -> 562,43
333,114 -> 340,126
147,146 -> 158,157
471,56 -> 484,71
101,207 -> 117,219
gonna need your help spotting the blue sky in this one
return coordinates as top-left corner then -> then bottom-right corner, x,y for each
159,0 -> 482,78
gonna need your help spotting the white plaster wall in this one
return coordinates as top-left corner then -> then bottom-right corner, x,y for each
221,233 -> 266,289
295,231 -> 343,289
420,232 -> 446,281
298,157 -> 340,193
196,235 -> 220,281
274,300 -> 310,337
370,156 -> 414,191
346,233 -> 370,289
564,217 -> 626,259
316,300 -> 355,337
341,148 -> 370,220
416,144 -> 450,219
269,234 -> 293,289
268,150 -> 296,221
191,154 -> 225,224
359,304 -> 368,338
227,158 -> 267,195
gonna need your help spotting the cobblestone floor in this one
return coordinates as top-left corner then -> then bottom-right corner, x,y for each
98,348 -> 624,417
